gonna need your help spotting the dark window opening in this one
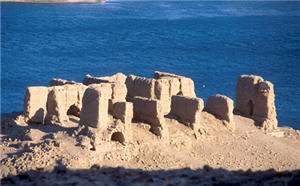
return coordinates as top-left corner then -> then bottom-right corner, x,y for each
111,132 -> 125,143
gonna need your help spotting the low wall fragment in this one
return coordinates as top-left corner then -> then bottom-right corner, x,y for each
24,86 -> 49,124
170,95 -> 204,130
205,94 -> 235,130
132,96 -> 168,139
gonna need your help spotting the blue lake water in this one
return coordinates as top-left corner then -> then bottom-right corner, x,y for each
1,1 -> 300,129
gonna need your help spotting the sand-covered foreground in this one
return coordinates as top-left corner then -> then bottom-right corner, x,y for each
1,112 -> 300,185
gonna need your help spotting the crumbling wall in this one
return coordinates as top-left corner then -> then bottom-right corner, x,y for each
132,96 -> 168,139
109,101 -> 133,142
45,84 -> 87,124
45,86 -> 67,124
154,79 -> 171,114
111,83 -> 127,102
170,95 -> 204,131
22,72 -> 281,147
49,78 -> 77,86
83,73 -> 127,85
46,74 -> 132,143
154,71 -> 196,98
79,85 -> 111,128
79,86 -> 132,144
235,75 -> 263,116
205,94 -> 235,130
125,75 -> 172,114
81,73 -> 132,143
125,75 -> 156,100
24,86 -> 49,124
111,102 -> 133,125
82,73 -> 128,114
235,75 -> 277,130
253,81 -> 277,130
162,76 -> 181,97
109,82 -> 127,112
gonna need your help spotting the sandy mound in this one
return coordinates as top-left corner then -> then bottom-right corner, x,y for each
1,112 -> 300,184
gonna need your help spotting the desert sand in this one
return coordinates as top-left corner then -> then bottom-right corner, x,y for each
1,112 -> 300,185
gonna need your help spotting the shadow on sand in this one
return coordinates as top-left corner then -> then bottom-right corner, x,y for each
1,112 -> 80,140
1,164 -> 299,185
1,112 -> 300,185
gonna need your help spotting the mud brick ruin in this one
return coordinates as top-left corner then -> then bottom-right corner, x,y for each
170,95 -> 204,132
23,71 -> 278,143
205,95 -> 235,130
234,75 -> 277,130
132,96 -> 168,139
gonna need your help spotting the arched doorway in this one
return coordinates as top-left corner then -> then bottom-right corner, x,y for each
67,104 -> 80,117
111,132 -> 125,143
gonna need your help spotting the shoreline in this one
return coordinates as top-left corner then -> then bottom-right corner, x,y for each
0,0 -> 103,4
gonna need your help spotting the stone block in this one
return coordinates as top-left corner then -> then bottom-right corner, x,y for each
112,101 -> 133,125
170,95 -> 204,130
132,96 -> 168,138
205,94 -> 235,130
24,86 -> 49,124
154,71 -> 196,98
125,75 -> 156,99
80,85 -> 111,128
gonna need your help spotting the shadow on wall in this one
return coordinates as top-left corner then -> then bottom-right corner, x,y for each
1,164 -> 300,185
248,100 -> 254,116
28,108 -> 45,124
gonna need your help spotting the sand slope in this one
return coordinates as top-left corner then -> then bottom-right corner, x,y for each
1,112 -> 300,184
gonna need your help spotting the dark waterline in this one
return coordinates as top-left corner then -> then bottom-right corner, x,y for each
1,1 -> 300,129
